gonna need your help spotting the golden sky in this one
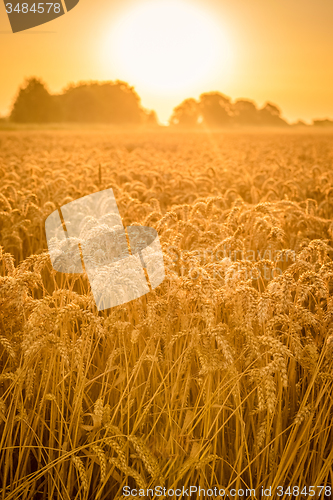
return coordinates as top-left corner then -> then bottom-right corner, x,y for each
1,0 -> 333,124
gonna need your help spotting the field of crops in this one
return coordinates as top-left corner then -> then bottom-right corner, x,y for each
1,130 -> 333,499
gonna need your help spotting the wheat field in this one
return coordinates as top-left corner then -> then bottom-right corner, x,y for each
1,130 -> 333,499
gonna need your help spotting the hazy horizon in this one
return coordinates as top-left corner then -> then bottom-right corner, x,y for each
1,0 -> 333,124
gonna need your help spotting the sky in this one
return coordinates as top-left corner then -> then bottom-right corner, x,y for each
1,0 -> 333,124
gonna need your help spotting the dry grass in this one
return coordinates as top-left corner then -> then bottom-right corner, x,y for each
1,130 -> 333,499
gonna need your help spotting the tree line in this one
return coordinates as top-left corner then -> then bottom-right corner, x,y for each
170,95 -> 333,128
170,94 -> 288,127
7,77 -> 333,127
9,77 -> 157,125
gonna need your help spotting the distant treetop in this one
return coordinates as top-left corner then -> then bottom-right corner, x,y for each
10,77 -> 157,125
170,92 -> 289,128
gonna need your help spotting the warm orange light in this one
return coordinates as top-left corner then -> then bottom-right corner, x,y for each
102,0 -> 233,94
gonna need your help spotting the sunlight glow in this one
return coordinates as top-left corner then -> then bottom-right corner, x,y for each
104,0 -> 232,94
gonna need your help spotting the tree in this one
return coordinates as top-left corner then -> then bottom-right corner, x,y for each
199,92 -> 232,127
259,102 -> 288,126
10,77 -> 57,123
10,78 -> 154,125
313,119 -> 333,127
143,109 -> 158,126
169,98 -> 199,127
233,99 -> 259,126
60,81 -> 145,123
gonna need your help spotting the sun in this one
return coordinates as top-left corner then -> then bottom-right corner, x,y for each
104,0 -> 232,94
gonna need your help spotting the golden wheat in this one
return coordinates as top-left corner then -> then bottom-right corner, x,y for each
0,130 -> 333,499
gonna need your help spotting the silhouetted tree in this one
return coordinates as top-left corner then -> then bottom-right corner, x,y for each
259,102 -> 288,126
144,109 -> 158,126
313,119 -> 333,127
199,92 -> 232,127
60,81 -> 145,123
233,99 -> 259,126
170,93 -> 291,128
169,98 -> 200,127
291,120 -> 309,128
10,78 -> 155,125
10,77 -> 57,122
